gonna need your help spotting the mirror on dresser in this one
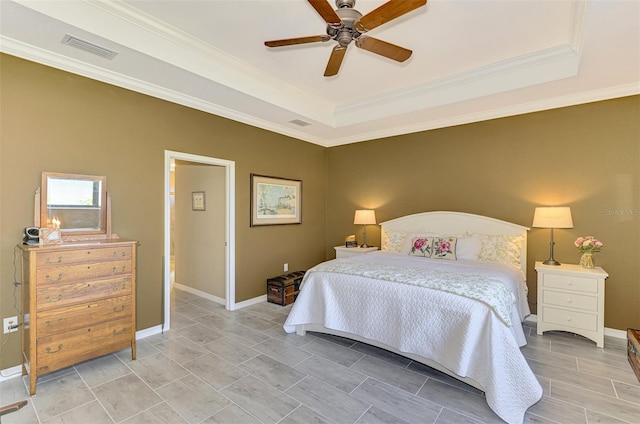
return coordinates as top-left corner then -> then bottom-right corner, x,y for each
36,172 -> 113,240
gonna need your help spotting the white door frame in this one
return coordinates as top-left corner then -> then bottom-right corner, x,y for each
163,150 -> 236,332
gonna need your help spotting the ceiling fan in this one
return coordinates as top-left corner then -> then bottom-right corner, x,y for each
264,0 -> 427,77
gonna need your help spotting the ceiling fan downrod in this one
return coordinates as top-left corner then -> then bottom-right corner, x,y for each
327,0 -> 363,47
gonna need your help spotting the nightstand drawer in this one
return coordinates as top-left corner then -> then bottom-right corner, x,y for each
542,290 -> 598,311
542,307 -> 597,332
543,274 -> 598,293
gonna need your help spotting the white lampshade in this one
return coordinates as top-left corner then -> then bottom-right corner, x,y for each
532,207 -> 573,229
354,209 -> 376,225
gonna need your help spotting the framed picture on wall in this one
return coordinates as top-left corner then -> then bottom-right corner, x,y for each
250,174 -> 302,226
192,191 -> 206,211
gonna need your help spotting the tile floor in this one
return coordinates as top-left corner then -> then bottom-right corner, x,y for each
1,288 -> 638,424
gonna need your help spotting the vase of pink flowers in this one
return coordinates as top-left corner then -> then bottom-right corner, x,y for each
574,236 -> 603,269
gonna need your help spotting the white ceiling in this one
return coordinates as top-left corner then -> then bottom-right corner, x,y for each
1,0 -> 638,147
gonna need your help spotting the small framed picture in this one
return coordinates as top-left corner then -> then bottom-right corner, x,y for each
192,191 -> 206,211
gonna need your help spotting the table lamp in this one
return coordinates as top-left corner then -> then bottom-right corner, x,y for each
532,206 -> 573,265
354,209 -> 376,248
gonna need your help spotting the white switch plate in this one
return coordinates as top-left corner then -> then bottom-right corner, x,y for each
3,316 -> 18,333
284,263 -> 289,272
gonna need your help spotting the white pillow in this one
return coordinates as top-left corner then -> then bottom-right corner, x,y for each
455,235 -> 482,260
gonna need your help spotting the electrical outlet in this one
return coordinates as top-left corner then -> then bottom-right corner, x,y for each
284,263 -> 289,272
4,316 -> 18,334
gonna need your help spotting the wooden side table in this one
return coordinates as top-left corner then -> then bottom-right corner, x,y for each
535,261 -> 608,347
334,246 -> 378,259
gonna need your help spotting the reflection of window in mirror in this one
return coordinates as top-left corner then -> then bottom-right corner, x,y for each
40,172 -> 108,238
47,177 -> 102,230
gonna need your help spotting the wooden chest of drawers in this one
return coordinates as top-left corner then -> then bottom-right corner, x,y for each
535,261 -> 608,347
19,239 -> 137,394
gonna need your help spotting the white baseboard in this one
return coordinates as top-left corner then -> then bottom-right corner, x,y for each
526,314 -> 627,340
0,365 -> 23,381
136,324 -> 163,340
173,283 -> 225,305
234,294 -> 268,309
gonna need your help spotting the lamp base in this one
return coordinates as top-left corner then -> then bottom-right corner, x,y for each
360,244 -> 369,248
542,259 -> 561,266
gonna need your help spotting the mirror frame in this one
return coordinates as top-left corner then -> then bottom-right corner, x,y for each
39,172 -> 110,239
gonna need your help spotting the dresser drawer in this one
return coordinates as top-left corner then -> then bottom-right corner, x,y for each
36,276 -> 132,311
542,306 -> 597,332
36,259 -> 132,285
36,317 -> 133,375
36,246 -> 132,268
542,290 -> 598,312
36,295 -> 132,337
542,273 -> 598,293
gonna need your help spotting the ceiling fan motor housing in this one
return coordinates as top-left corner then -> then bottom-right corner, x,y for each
327,7 -> 363,46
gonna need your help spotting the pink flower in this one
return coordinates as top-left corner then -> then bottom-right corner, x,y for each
574,236 -> 603,253
436,240 -> 451,253
413,238 -> 427,250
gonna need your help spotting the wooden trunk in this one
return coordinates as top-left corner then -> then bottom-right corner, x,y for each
267,271 -> 305,306
628,328 -> 640,382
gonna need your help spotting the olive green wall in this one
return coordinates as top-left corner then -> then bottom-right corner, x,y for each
326,95 -> 640,332
1,53 -> 638,371
0,54 -> 327,369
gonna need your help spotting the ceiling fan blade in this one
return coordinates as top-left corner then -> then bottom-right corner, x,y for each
265,35 -> 330,47
308,0 -> 342,25
355,36 -> 412,62
324,45 -> 347,77
357,0 -> 427,31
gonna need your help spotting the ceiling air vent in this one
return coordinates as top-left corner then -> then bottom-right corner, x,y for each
61,34 -> 118,60
289,119 -> 311,127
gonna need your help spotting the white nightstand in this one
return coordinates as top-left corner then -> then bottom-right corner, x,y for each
334,246 -> 378,259
535,261 -> 608,347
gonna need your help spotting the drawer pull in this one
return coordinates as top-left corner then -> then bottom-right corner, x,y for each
45,318 -> 63,327
566,299 -> 573,304
45,344 -> 63,354
45,256 -> 63,264
566,317 -> 573,322
113,304 -> 126,312
113,251 -> 127,258
112,266 -> 127,274
112,282 -> 126,291
45,273 -> 63,282
113,327 -> 128,336
45,294 -> 63,303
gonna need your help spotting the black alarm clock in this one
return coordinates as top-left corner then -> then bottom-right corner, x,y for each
23,227 -> 40,245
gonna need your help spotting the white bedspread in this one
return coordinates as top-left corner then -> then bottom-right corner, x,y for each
284,252 -> 542,424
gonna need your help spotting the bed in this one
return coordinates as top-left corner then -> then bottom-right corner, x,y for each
283,211 -> 543,424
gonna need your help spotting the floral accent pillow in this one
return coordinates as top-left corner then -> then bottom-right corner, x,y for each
382,230 -> 407,252
401,232 -> 440,254
477,234 -> 525,267
408,237 -> 433,257
432,237 -> 457,260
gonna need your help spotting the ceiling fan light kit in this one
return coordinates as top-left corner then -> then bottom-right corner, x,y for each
264,0 -> 427,77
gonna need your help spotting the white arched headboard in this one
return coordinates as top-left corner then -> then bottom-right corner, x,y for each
380,211 -> 529,275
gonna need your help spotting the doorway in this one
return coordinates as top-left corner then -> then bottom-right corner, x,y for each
163,150 -> 236,332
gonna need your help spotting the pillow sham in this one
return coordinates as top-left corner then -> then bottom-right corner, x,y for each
382,230 -> 407,252
477,233 -> 525,267
432,237 -> 457,260
408,237 -> 433,257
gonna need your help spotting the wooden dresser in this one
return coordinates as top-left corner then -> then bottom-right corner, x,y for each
19,239 -> 137,394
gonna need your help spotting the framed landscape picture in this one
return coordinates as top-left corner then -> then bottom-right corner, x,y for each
250,174 -> 302,226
